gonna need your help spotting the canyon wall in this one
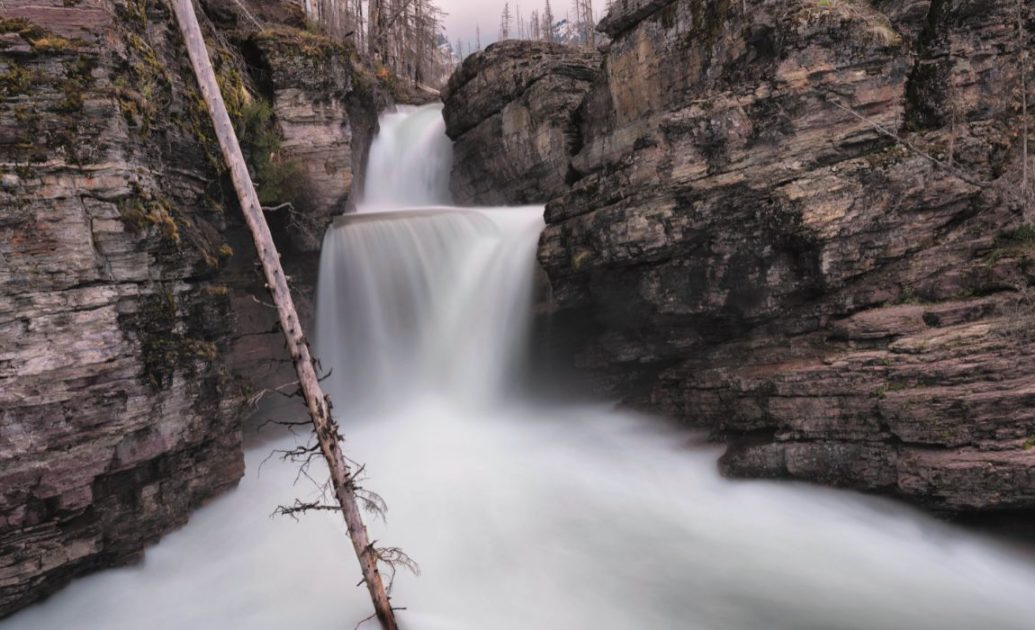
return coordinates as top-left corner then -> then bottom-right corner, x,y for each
0,0 -> 377,615
446,1 -> 1035,516
442,40 -> 599,205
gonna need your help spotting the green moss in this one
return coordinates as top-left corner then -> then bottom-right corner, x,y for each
125,291 -> 219,390
56,56 -> 93,113
0,18 -> 80,53
114,0 -> 148,25
986,224 -> 1035,266
0,18 -> 34,34
0,62 -> 36,96
887,380 -> 909,392
12,104 -> 35,123
135,291 -> 180,388
1001,224 -> 1035,245
28,34 -> 78,52
253,26 -> 347,60
236,96 -> 306,207
118,190 -> 182,245
115,31 -> 172,133
893,287 -> 927,305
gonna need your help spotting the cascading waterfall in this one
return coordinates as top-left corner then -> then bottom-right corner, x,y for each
315,209 -> 542,408
362,105 -> 454,209
7,104 -> 1035,630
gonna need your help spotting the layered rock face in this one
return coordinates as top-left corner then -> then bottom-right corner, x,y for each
0,0 -> 375,615
449,1 -> 1035,514
223,26 -> 379,394
442,40 -> 599,205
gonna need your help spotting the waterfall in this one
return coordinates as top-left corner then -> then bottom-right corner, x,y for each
315,210 -> 542,409
316,103 -> 544,409
361,105 -> 455,209
7,105 -> 1035,630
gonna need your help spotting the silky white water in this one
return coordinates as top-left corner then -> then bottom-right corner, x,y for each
6,104 -> 1035,630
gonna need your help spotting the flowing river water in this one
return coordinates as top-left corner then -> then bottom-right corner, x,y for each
6,104 -> 1035,630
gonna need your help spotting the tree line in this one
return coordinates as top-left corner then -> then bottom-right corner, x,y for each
451,0 -> 606,61
301,0 -> 451,88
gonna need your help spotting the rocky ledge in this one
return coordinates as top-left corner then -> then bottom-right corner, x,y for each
446,0 -> 1035,516
441,40 -> 600,205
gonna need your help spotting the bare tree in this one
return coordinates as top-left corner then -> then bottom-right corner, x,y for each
500,2 -> 511,39
582,0 -> 595,48
542,0 -> 554,43
171,1 -> 400,628
568,0 -> 595,48
368,0 -> 385,62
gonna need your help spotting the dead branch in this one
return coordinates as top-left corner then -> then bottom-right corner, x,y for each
273,499 -> 343,520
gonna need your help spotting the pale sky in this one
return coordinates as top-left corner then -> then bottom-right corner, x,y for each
435,0 -> 609,52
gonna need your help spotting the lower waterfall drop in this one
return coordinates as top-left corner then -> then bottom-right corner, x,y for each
5,104 -> 1035,630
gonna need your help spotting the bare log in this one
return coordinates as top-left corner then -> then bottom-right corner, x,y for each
170,2 -> 398,628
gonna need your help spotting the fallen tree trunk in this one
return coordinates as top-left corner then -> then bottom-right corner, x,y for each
170,2 -> 398,628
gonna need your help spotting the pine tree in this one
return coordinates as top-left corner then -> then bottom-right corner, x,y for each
500,2 -> 511,39
542,0 -> 554,43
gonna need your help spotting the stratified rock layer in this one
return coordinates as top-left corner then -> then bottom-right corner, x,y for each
0,1 -> 245,615
542,0 -> 1035,513
447,0 -> 1035,514
0,0 -> 377,616
224,26 -> 379,395
442,40 -> 599,205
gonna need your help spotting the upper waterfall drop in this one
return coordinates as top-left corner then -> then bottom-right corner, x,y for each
361,104 -> 455,210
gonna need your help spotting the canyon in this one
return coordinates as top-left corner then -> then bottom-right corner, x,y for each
2,0 -> 1034,620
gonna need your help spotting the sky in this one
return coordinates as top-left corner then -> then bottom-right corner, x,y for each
435,0 -> 609,52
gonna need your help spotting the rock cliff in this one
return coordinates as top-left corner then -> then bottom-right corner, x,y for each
447,1 -> 1035,516
442,40 -> 600,205
0,0 -> 377,616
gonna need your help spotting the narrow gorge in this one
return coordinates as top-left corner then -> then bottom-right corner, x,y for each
2,0 -> 1034,627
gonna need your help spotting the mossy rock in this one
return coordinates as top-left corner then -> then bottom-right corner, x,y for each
0,18 -> 81,53
122,290 -> 222,390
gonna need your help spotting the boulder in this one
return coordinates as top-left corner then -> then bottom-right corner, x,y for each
441,40 -> 600,205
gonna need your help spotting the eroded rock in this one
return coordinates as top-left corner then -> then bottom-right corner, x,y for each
442,40 -> 600,205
